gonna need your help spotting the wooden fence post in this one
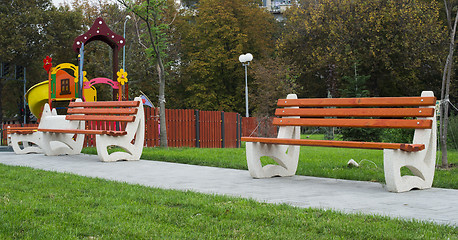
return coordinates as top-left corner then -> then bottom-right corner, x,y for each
221,111 -> 225,148
195,109 -> 200,148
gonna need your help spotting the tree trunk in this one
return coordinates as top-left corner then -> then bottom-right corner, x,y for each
157,58 -> 167,148
440,9 -> 458,168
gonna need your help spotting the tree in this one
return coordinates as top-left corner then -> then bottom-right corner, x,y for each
439,0 -> 458,168
250,57 -> 301,117
279,0 -> 447,98
175,0 -> 277,113
117,0 -> 176,147
0,0 -> 83,122
338,63 -> 382,142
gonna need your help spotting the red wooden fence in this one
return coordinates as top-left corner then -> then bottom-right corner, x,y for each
242,117 -> 277,138
1,109 -> 277,148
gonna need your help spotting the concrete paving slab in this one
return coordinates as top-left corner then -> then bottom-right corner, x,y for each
0,152 -> 457,227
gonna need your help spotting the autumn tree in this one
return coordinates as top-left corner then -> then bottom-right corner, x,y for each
250,57 -> 300,117
279,0 -> 447,98
0,0 -> 83,122
439,0 -> 458,168
174,0 -> 278,113
117,0 -> 177,147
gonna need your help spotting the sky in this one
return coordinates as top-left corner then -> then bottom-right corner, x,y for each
51,0 -> 67,7
51,0 -> 118,7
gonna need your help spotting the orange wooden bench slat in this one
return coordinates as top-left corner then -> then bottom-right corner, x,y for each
7,127 -> 39,131
66,115 -> 135,122
67,108 -> 138,115
39,128 -> 127,136
69,101 -> 139,108
272,118 -> 432,129
8,130 -> 36,134
241,137 -> 425,152
277,96 -> 436,107
275,108 -> 435,118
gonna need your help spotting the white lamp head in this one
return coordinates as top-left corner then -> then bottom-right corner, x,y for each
239,53 -> 253,63
245,53 -> 253,62
239,55 -> 246,63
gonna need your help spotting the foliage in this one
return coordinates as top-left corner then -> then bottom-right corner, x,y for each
338,62 -> 382,142
0,0 -> 83,120
250,57 -> 301,117
447,113 -> 458,150
380,128 -> 415,144
279,0 -> 447,98
2,164 -> 457,239
173,0 -> 278,112
339,128 -> 383,142
339,63 -> 370,98
117,0 -> 177,147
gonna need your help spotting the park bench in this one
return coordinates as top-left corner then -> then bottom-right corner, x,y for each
8,126 -> 43,154
241,91 -> 437,192
10,97 -> 145,162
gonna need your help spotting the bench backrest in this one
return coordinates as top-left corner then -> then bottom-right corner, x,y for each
66,100 -> 140,122
66,99 -> 144,136
273,94 -> 436,130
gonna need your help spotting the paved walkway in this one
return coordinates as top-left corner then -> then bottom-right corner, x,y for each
0,151 -> 457,227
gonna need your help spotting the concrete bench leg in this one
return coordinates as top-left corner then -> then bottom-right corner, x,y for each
384,91 -> 436,192
95,131 -> 144,162
384,147 -> 436,192
246,141 -> 300,178
95,100 -> 145,162
41,132 -> 85,156
38,102 -> 85,156
246,94 -> 301,178
9,132 -> 44,154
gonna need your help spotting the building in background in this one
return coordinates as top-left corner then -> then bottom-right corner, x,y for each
176,0 -> 295,16
262,0 -> 294,14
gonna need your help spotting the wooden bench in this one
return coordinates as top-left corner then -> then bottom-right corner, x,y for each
8,126 -> 43,154
35,97 -> 145,162
242,91 -> 437,192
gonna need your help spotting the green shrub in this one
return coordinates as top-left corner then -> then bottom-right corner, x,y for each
447,114 -> 458,150
381,128 -> 415,144
339,127 -> 383,142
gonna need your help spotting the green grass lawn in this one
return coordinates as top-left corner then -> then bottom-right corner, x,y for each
83,136 -> 458,189
0,164 -> 456,239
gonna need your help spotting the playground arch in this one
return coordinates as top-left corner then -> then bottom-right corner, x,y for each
72,17 -> 126,100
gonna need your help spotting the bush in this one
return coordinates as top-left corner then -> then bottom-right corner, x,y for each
447,114 -> 458,150
380,128 -> 415,143
339,127 -> 383,142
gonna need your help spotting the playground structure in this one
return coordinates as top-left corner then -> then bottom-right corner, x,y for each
7,17 -> 146,162
26,63 -> 97,120
25,17 -> 128,120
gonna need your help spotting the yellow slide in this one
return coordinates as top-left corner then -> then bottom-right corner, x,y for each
25,81 -> 49,120
26,81 -> 96,119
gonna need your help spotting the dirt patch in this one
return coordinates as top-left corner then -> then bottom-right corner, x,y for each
436,163 -> 457,170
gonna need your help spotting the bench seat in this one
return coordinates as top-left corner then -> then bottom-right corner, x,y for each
241,137 -> 425,152
38,128 -> 127,136
7,126 -> 43,154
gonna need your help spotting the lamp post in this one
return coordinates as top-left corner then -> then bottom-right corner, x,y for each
239,53 -> 253,117
122,15 -> 131,100
122,15 -> 131,72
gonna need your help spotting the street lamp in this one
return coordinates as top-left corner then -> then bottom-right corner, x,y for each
122,15 -> 131,100
122,15 -> 131,72
239,53 -> 253,117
